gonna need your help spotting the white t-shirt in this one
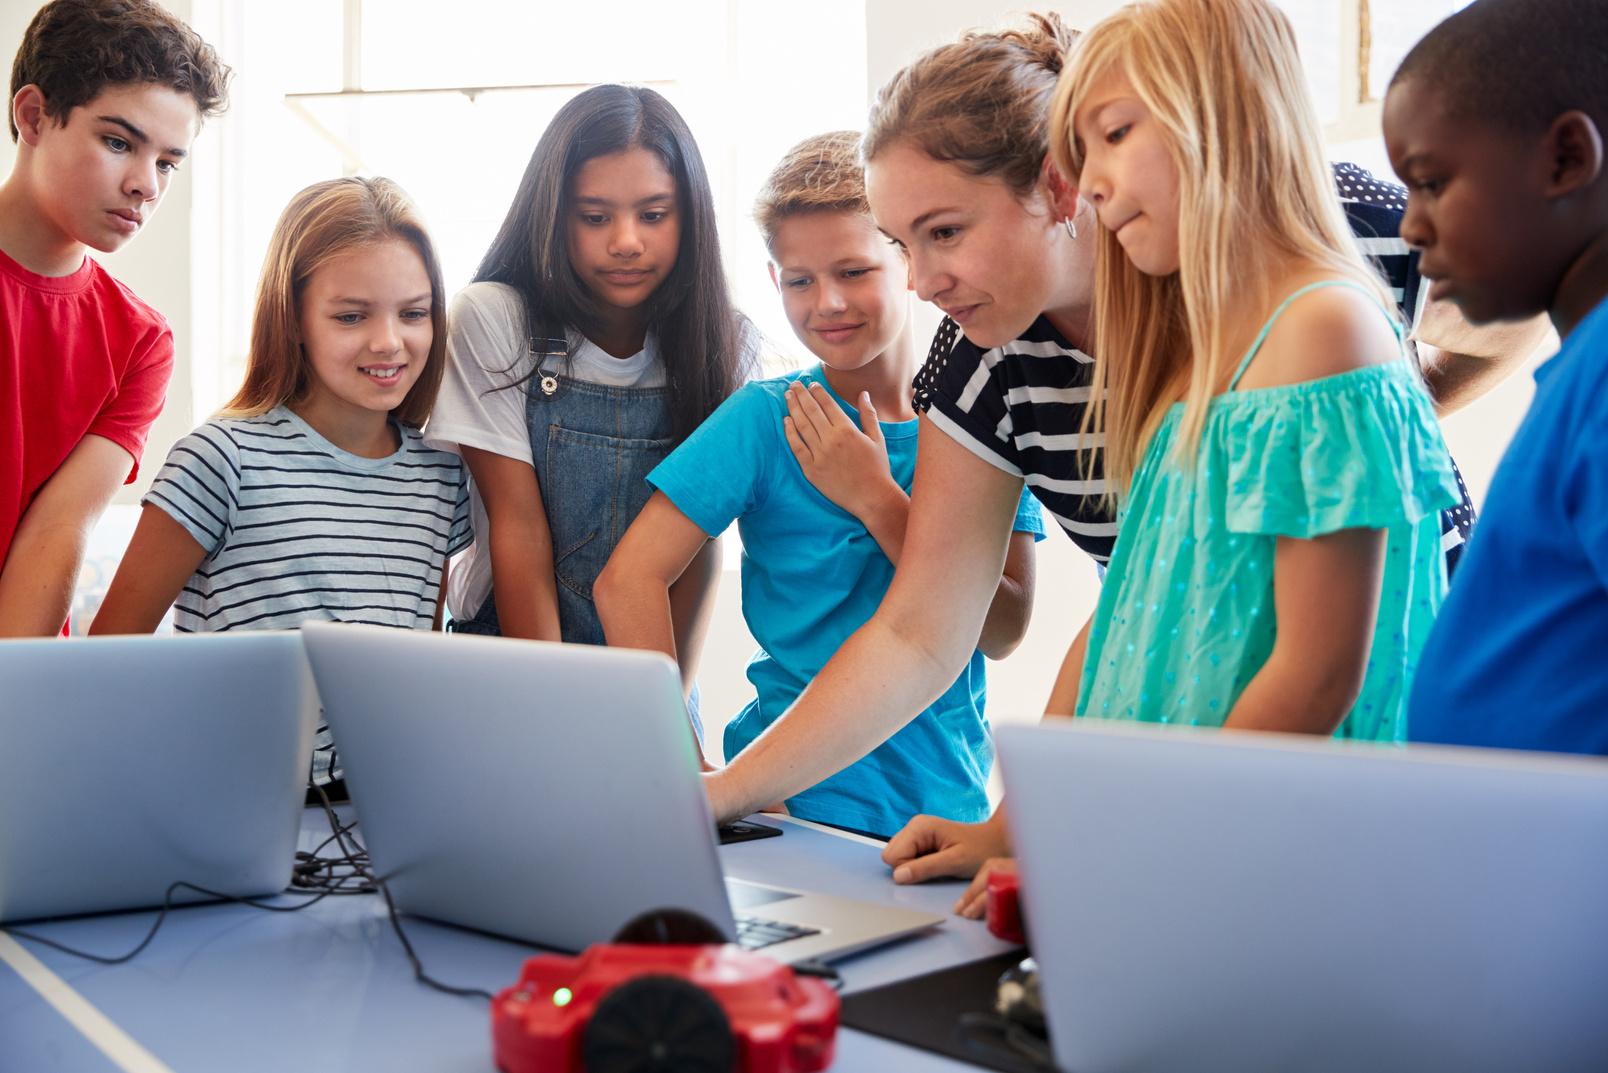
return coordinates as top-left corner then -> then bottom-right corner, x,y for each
424,281 -> 667,618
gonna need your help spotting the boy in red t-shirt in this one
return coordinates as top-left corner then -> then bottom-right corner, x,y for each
0,0 -> 229,635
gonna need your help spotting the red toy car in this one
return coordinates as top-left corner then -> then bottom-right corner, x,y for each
492,943 -> 840,1073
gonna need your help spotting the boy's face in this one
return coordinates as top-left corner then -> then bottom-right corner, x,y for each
23,82 -> 199,256
768,210 -> 911,372
1385,78 -> 1556,325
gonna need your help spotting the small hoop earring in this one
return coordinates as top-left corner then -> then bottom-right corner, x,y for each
1064,216 -> 1078,240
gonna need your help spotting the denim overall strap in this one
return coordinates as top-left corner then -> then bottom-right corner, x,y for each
453,340 -> 701,738
527,363 -> 675,646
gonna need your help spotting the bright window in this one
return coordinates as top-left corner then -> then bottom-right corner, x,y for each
191,0 -> 868,418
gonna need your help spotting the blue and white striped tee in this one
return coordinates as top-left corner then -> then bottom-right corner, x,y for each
144,406 -> 472,634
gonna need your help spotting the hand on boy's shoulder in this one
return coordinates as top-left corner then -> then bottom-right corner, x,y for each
1235,281 -> 1404,391
780,380 -> 902,522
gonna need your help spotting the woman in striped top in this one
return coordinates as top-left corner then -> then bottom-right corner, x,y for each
705,14 -> 1105,830
91,177 -> 470,788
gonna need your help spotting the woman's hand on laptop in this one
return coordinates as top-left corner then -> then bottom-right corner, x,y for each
882,810 -> 1013,911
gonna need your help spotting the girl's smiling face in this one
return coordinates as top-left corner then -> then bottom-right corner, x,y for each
1074,69 -> 1183,276
865,140 -> 1082,350
297,238 -> 433,419
567,147 -> 681,319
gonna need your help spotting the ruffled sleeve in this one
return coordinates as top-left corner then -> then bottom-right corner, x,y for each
1201,363 -> 1460,538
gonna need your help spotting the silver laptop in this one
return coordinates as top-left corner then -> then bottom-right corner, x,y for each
0,632 -> 318,923
301,622 -> 940,963
998,720 -> 1608,1073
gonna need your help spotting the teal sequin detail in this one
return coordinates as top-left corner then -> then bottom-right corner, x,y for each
1076,286 -> 1459,742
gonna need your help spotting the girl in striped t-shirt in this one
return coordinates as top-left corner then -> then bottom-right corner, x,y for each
92,177 -> 470,786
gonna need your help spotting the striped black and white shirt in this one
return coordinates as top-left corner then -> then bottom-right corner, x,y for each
914,162 -> 1474,576
914,315 -> 1116,563
1335,160 -> 1425,322
145,407 -> 472,634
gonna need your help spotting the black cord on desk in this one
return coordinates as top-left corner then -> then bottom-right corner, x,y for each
375,879 -> 494,1001
1,881 -> 339,965
2,781 -> 494,1001
301,784 -> 494,1000
292,780 -> 377,897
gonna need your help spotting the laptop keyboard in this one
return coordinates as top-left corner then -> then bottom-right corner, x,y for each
734,914 -> 820,949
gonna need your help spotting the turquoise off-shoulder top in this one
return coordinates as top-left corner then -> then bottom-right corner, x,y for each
1075,282 -> 1461,741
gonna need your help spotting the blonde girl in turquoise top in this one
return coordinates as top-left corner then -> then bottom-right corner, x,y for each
901,0 -> 1462,921
1071,280 -> 1455,739
1049,0 -> 1459,742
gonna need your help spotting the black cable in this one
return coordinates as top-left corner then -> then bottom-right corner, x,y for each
3,781 -> 363,963
787,957 -> 844,991
302,780 -> 492,1000
291,781 -> 376,897
2,882 -> 337,965
373,877 -> 495,1001
4,781 -> 495,1002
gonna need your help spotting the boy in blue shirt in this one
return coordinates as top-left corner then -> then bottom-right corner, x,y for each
595,132 -> 1043,838
1388,0 -> 1608,751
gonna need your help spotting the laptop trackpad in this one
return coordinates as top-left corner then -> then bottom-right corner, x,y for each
726,878 -> 799,911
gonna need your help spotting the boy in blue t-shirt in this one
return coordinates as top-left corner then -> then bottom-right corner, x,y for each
1386,0 -> 1608,752
594,132 -> 1043,838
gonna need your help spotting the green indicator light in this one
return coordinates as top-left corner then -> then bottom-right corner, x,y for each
553,988 -> 573,1007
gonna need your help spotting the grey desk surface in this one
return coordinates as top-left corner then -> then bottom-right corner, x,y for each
1,809 -> 1020,1072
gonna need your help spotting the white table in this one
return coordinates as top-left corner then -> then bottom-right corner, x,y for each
0,809 -> 1019,1072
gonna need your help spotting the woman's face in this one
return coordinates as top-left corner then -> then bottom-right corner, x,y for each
865,140 -> 1089,350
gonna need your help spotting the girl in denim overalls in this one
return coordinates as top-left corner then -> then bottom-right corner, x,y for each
426,85 -> 752,742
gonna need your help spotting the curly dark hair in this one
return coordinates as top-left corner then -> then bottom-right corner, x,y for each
1393,0 -> 1608,136
9,0 -> 231,143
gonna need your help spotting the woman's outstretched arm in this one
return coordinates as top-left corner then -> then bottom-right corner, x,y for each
704,419 -> 1027,823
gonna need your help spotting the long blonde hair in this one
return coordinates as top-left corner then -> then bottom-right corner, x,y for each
220,176 -> 448,428
1050,0 -> 1393,497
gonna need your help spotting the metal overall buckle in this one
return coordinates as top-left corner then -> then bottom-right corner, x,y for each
531,335 -> 567,397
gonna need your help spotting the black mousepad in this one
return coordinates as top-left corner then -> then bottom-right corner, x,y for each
839,950 -> 1049,1072
717,820 -> 783,845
